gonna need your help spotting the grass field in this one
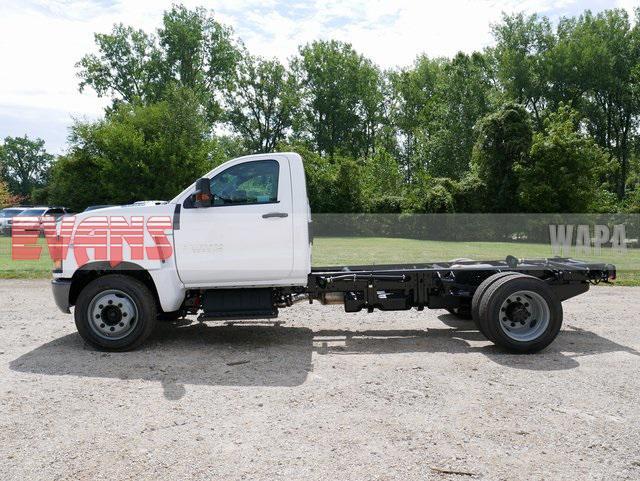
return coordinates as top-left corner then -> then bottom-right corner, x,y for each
1,235 -> 638,285
0,236 -> 53,279
311,237 -> 640,286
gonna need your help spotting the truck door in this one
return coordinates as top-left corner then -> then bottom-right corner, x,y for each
173,157 -> 294,287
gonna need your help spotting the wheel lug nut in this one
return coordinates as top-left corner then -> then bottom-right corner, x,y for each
510,322 -> 516,327
123,312 -> 127,317
118,303 -> 122,308
119,322 -> 124,327
110,327 -> 115,331
98,305 -> 103,309
100,323 -> 105,328
96,314 -> 100,318
108,300 -> 113,304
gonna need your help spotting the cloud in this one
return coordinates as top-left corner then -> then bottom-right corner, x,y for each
0,0 -> 632,153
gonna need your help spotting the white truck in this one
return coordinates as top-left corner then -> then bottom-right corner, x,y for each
51,152 -> 615,353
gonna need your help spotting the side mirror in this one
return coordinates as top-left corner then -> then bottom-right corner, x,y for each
193,178 -> 212,208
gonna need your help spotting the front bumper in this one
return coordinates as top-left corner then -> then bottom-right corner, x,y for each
51,278 -> 72,313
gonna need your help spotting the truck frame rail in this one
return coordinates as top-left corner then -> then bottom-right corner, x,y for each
306,257 -> 616,313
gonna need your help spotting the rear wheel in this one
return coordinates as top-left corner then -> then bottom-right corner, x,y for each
477,274 -> 562,353
74,274 -> 157,351
471,272 -> 520,340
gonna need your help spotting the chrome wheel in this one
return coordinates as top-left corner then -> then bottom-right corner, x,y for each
498,290 -> 550,342
87,289 -> 138,340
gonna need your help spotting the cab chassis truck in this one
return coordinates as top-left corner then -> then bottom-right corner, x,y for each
51,153 -> 616,353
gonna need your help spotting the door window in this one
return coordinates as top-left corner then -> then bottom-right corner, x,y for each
209,160 -> 279,206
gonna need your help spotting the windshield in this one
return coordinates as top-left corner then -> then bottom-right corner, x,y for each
0,209 -> 24,218
17,209 -> 46,216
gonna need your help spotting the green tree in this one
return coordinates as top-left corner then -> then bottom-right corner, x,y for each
491,13 -> 555,127
551,9 -> 640,199
422,52 -> 494,178
455,174 -> 488,213
360,148 -> 404,212
390,52 -> 493,181
208,135 -> 248,167
77,4 -> 241,121
159,4 -> 241,121
471,103 -> 533,212
389,56 -> 442,180
276,142 -> 365,213
278,143 -> 335,212
293,40 -> 383,159
0,135 -> 53,198
48,88 -> 213,211
77,24 -> 165,104
47,155 -> 109,212
403,173 -> 457,213
0,180 -> 19,207
225,55 -> 299,153
332,156 -> 363,213
517,105 -> 604,212
57,4 -> 640,214
625,186 -> 640,213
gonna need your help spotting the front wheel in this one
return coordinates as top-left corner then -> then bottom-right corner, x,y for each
74,274 -> 157,351
477,274 -> 562,353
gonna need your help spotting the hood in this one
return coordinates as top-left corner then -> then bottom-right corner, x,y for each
74,203 -> 176,223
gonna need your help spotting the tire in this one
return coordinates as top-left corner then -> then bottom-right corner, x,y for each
471,272 -> 521,340
477,274 -> 562,353
74,274 -> 157,351
446,307 -> 472,320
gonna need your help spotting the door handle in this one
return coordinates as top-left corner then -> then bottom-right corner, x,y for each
262,212 -> 289,219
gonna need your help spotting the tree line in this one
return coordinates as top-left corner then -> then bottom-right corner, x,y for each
1,4 -> 640,214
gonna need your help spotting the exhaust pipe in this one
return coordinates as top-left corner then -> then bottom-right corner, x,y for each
319,292 -> 344,305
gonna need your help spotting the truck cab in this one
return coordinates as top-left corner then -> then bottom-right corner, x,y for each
170,152 -> 311,288
51,152 -> 312,350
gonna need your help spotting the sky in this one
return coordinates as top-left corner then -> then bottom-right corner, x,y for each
0,0 -> 634,154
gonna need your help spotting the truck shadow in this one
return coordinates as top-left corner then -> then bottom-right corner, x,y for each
434,314 -> 640,370
10,316 -> 639,400
313,315 -> 639,373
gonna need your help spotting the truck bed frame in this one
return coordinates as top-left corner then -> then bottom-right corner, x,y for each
305,257 -> 616,313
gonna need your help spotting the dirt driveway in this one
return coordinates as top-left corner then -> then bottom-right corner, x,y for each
1,279 -> 639,480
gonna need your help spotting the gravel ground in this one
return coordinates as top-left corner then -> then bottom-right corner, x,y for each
0,279 -> 639,481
